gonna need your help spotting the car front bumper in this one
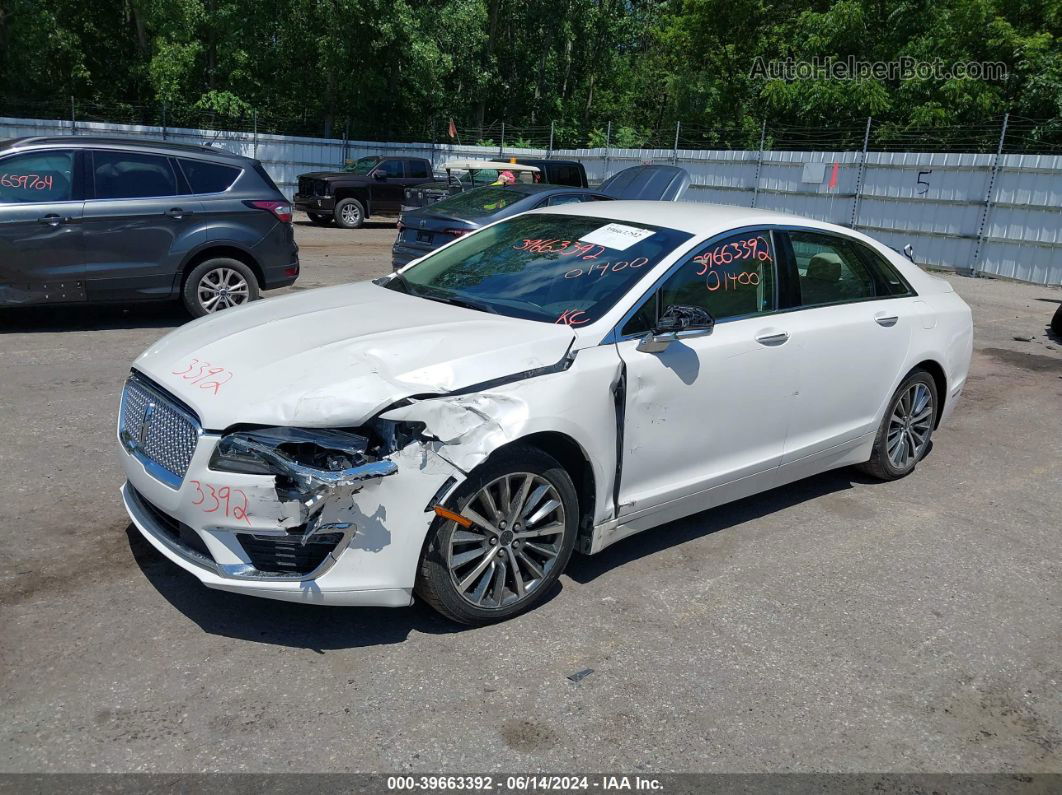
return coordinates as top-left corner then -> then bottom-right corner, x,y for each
119,423 -> 462,607
294,194 -> 336,214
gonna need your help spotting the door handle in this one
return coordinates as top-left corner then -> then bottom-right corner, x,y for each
755,331 -> 789,346
165,207 -> 192,219
38,214 -> 66,227
874,312 -> 899,327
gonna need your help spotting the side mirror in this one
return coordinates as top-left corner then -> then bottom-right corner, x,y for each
372,169 -> 387,181
902,243 -> 915,262
637,304 -> 715,353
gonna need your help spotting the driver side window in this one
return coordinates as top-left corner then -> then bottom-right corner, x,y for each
379,160 -> 404,178
622,229 -> 778,336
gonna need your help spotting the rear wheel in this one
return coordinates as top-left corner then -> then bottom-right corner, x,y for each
858,369 -> 938,480
334,198 -> 365,229
416,445 -> 579,625
182,258 -> 259,317
307,212 -> 334,226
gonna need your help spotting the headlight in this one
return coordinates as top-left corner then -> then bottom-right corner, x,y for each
210,427 -> 397,492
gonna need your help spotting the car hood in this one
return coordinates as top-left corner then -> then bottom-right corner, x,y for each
132,282 -> 575,430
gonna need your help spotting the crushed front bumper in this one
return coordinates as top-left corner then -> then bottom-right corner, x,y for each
119,429 -> 461,607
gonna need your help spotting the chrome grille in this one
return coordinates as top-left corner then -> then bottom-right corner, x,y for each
120,375 -> 201,488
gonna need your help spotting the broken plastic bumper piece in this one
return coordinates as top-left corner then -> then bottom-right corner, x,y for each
209,426 -> 397,494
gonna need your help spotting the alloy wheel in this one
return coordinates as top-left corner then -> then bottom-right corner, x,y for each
887,382 -> 934,469
197,267 -> 250,313
445,473 -> 567,610
341,203 -> 361,225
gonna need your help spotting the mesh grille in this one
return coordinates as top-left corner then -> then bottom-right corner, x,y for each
121,376 -> 200,484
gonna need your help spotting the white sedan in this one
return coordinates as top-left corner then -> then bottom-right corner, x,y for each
118,202 -> 973,624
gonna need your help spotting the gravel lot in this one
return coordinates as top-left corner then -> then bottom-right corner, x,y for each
1,219 -> 1060,774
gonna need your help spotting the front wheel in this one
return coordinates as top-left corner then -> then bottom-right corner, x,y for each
333,198 -> 365,229
858,369 -> 938,480
416,445 -> 579,625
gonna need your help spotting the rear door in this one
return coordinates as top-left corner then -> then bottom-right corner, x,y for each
81,149 -> 205,301
372,158 -> 407,212
0,148 -> 85,304
599,165 -> 691,201
775,229 -> 917,464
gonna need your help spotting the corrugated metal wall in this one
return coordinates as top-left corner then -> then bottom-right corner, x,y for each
4,115 -> 1060,285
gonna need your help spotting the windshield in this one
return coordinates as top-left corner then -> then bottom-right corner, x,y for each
347,156 -> 380,175
428,186 -> 531,219
385,213 -> 692,326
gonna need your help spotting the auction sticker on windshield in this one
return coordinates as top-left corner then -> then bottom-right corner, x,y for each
579,223 -> 656,251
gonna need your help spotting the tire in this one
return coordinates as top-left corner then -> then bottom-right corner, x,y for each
1051,303 -> 1062,337
182,258 -> 260,318
333,198 -> 365,229
307,212 -> 334,226
858,369 -> 938,481
415,444 -> 579,625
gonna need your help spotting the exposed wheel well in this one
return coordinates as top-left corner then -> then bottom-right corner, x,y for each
181,247 -> 263,289
910,359 -> 947,428
510,432 -> 596,549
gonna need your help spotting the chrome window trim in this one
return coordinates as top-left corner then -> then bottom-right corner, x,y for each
118,371 -> 203,490
603,223 -> 919,345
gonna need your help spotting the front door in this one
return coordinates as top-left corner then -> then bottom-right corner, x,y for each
614,228 -> 797,516
371,158 -> 407,212
775,230 -> 916,463
81,149 -> 204,301
0,148 -> 85,304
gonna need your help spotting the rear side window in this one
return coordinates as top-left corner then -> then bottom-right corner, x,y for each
0,150 -> 75,203
92,151 -> 176,199
854,242 -> 914,296
179,159 -> 241,193
788,231 -> 901,307
406,160 -> 430,179
552,164 -> 583,186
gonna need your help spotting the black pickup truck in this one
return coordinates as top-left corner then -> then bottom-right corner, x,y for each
295,156 -> 436,228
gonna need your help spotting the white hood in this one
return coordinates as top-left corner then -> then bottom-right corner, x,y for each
133,281 -> 575,430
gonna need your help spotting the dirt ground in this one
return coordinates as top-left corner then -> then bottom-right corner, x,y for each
1,218 -> 1059,773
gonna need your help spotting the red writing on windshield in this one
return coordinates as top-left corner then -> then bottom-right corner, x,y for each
556,309 -> 591,326
564,257 -> 650,279
694,236 -> 772,275
0,173 -> 54,190
706,270 -> 761,291
513,239 -> 605,260
171,358 -> 234,395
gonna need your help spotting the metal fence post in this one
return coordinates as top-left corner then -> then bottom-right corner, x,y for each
672,121 -> 681,166
70,96 -> 76,135
604,121 -> 612,180
252,109 -> 258,159
969,113 -> 1009,277
500,122 -> 505,157
548,121 -> 554,158
341,119 -> 349,168
849,116 -> 872,227
751,119 -> 766,208
161,101 -> 167,140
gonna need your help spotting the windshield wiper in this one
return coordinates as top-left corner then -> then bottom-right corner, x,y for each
420,293 -> 499,315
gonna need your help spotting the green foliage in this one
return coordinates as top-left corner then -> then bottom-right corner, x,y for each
475,139 -> 495,147
0,0 -> 1056,146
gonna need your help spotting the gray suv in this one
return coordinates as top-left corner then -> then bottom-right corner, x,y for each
0,136 -> 299,316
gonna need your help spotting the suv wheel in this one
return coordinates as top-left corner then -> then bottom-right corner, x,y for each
334,198 -> 365,229
183,258 -> 260,317
307,212 -> 334,227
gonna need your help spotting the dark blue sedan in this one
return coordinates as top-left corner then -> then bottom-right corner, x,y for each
392,165 -> 690,269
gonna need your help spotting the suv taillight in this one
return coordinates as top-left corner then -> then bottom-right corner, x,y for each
245,200 -> 292,223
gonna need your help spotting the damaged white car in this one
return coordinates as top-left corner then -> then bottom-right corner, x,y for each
119,202 -> 972,624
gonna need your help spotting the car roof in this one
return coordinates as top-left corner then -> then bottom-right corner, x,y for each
0,136 -> 256,164
531,200 -> 857,237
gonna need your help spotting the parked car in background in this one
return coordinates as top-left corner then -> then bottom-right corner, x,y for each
402,158 -> 589,211
402,160 -> 546,211
0,136 -> 298,317
1051,302 -> 1062,336
294,155 -> 435,228
393,164 -> 691,268
118,201 -> 972,624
